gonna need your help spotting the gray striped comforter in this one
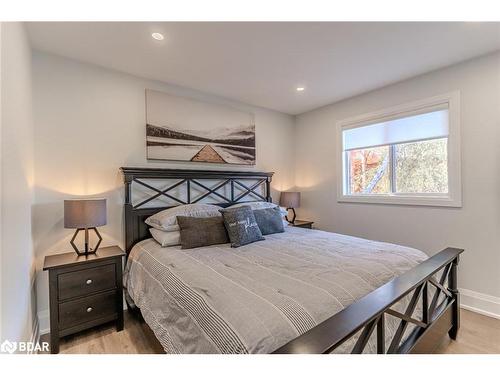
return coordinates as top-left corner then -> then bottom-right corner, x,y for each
124,227 -> 427,353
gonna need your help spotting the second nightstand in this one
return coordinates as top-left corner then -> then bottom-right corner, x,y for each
289,220 -> 314,229
43,246 -> 125,354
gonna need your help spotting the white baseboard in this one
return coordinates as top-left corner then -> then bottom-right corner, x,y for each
29,316 -> 40,354
38,310 -> 50,336
460,288 -> 500,320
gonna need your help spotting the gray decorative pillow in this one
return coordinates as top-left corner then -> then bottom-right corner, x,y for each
219,206 -> 265,248
253,207 -> 285,235
177,216 -> 229,249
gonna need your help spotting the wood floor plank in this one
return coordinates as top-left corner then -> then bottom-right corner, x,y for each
434,309 -> 500,354
39,308 -> 500,354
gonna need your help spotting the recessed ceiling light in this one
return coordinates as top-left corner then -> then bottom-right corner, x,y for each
296,87 -> 305,92
151,32 -> 164,41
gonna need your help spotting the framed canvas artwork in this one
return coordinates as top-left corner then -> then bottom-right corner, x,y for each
146,89 -> 256,165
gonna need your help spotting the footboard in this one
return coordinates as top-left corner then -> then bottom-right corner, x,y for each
272,247 -> 463,354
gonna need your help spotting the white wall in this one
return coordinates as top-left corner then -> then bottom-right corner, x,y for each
295,52 -> 500,308
32,52 -> 296,331
0,22 -> 36,343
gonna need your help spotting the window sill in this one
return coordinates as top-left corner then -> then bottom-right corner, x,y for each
337,194 -> 462,208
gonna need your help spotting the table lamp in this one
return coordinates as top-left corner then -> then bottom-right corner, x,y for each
279,192 -> 301,224
64,199 -> 106,255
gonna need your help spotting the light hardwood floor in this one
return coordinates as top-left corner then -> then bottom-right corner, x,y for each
40,308 -> 500,354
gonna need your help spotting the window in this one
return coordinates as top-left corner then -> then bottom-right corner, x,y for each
337,92 -> 461,207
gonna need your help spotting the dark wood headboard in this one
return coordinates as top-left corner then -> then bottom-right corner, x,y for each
121,167 -> 274,255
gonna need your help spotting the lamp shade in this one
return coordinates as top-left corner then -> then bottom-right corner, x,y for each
64,199 -> 107,229
279,192 -> 300,208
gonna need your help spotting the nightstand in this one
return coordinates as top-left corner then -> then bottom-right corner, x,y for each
289,220 -> 314,229
43,246 -> 125,354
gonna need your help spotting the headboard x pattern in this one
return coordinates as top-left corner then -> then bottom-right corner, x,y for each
120,167 -> 274,254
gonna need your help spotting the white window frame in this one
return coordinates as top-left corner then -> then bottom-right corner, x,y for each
336,91 -> 462,207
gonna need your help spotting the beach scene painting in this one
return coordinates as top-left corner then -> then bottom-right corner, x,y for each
146,89 -> 256,165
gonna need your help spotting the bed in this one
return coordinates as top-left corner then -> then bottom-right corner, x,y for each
121,167 -> 463,354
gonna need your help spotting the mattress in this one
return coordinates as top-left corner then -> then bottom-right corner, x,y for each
124,226 -> 427,353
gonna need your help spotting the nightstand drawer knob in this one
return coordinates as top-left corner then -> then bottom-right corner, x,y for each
86,279 -> 93,285
86,307 -> 93,313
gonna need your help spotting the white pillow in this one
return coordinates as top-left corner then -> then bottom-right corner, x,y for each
145,204 -> 221,231
230,201 -> 288,215
229,202 -> 287,215
150,228 -> 181,247
158,224 -> 180,232
229,201 -> 284,212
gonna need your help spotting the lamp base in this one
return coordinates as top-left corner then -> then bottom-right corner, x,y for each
70,227 -> 102,256
285,208 -> 297,224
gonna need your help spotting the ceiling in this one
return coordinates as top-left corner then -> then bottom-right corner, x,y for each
26,22 -> 500,115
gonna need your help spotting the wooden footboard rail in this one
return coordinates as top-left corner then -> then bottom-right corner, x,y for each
272,247 -> 464,354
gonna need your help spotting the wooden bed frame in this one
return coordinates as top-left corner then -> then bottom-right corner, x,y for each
121,167 -> 463,354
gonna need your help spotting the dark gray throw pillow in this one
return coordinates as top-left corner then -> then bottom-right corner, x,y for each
177,216 -> 229,249
219,206 -> 265,248
253,207 -> 285,235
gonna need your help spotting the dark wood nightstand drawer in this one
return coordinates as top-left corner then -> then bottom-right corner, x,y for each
44,246 -> 125,353
58,264 -> 116,300
58,290 -> 117,330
